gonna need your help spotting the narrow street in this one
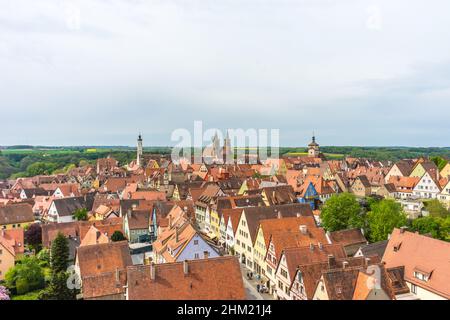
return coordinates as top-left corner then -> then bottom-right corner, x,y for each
240,264 -> 275,301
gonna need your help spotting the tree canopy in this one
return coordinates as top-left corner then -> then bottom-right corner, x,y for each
73,208 -> 88,221
111,230 -> 126,242
367,199 -> 408,242
320,193 -> 364,232
50,233 -> 70,274
5,256 -> 45,295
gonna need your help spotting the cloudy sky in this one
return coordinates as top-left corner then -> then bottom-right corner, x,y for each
1,0 -> 449,147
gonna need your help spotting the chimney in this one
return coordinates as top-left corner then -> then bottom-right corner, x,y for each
296,212 -> 301,218
309,243 -> 314,251
342,261 -> 349,269
132,203 -> 137,210
204,251 -> 209,259
150,263 -> 156,280
127,209 -> 132,219
328,255 -> 335,269
277,210 -> 282,219
400,226 -> 408,234
364,257 -> 371,268
96,231 -> 101,243
183,260 -> 189,275
318,242 -> 323,250
300,225 -> 308,235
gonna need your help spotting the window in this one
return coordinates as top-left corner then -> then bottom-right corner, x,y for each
411,284 -> 417,294
281,269 -> 288,279
278,281 -> 283,290
194,240 -> 199,245
194,253 -> 200,259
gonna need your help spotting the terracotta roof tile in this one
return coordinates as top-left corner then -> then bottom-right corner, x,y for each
127,256 -> 246,300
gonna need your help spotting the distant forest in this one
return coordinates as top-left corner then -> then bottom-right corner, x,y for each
0,146 -> 449,180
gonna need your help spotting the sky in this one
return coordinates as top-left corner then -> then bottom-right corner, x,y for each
1,0 -> 450,147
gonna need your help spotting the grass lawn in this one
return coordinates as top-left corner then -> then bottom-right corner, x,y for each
12,289 -> 42,300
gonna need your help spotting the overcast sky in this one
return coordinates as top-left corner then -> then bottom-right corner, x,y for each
1,0 -> 449,147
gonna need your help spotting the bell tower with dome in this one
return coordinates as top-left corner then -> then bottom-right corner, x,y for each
308,133 -> 320,157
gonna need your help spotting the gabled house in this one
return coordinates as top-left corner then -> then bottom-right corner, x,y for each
194,184 -> 225,232
123,209 -> 151,244
385,160 -> 415,183
274,244 -> 347,300
382,228 -> 450,300
152,222 -> 219,264
312,258 -> 394,300
219,208 -> 243,253
234,203 -> 314,273
438,179 -> 450,209
53,184 -> 81,198
254,215 -> 328,286
47,195 -> 94,223
350,175 -> 372,197
410,160 -> 440,181
0,203 -> 34,230
413,172 -> 441,199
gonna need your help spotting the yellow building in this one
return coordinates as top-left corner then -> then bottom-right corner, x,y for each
0,203 -> 34,230
440,163 -> 450,179
209,208 -> 221,240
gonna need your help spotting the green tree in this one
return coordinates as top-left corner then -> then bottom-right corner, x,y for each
367,199 -> 408,242
5,256 -> 45,295
431,156 -> 448,171
410,216 -> 450,242
73,208 -> 88,221
39,232 -> 76,300
424,199 -> 449,218
321,193 -> 364,232
111,230 -> 126,242
39,272 -> 76,300
50,233 -> 70,274
26,162 -> 58,176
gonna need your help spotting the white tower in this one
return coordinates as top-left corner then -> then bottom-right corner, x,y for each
137,134 -> 143,167
308,133 -> 320,157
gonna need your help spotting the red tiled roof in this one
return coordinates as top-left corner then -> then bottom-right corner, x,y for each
126,257 -> 246,300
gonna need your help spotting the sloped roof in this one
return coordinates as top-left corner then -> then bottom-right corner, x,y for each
243,203 -> 314,243
77,241 -> 133,278
126,256 -> 246,300
0,203 -> 34,225
329,228 -> 367,248
383,228 -> 450,299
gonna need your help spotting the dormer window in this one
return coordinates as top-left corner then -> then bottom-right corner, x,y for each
414,269 -> 431,282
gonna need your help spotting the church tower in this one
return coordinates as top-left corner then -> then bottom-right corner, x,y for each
308,133 -> 320,157
137,133 -> 143,167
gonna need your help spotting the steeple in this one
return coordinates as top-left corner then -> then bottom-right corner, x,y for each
308,131 -> 320,157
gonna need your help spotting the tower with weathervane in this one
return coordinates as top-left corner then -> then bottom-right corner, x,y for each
137,133 -> 143,167
308,133 -> 320,157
